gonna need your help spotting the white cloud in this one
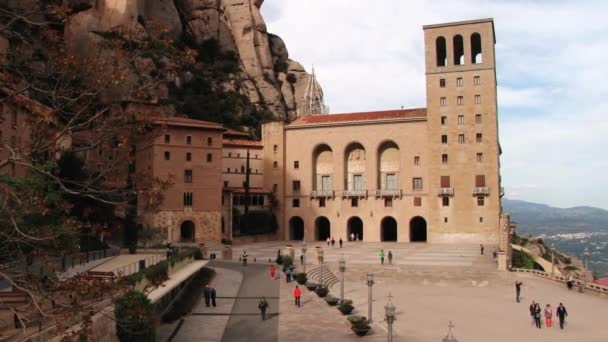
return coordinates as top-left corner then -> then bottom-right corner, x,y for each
261,0 -> 608,209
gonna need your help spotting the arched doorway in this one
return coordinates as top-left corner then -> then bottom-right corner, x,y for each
381,217 -> 398,241
347,217 -> 363,241
289,216 -> 305,240
315,217 -> 331,241
409,216 -> 427,242
180,220 -> 195,242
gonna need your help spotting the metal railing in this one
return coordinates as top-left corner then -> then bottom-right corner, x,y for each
374,189 -> 402,197
472,187 -> 490,196
438,187 -> 454,196
340,190 -> 368,197
110,254 -> 167,277
310,190 -> 335,198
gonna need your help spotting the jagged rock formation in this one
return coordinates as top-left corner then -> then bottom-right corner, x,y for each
63,0 -> 319,120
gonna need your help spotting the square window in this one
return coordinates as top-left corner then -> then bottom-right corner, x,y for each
273,144 -> 278,152
414,197 -> 422,207
224,181 -> 229,188
293,180 -> 301,192
294,161 -> 299,169
477,197 -> 485,206
458,134 -> 465,144
476,133 -> 482,143
184,170 -> 193,183
237,153 -> 240,158
475,95 -> 481,104
456,77 -> 463,87
186,136 -> 192,145
477,153 -> 483,162
292,199 -> 300,208
207,137 -> 213,146
414,156 -> 420,165
164,151 -> 170,160
183,192 -> 193,207
474,76 -> 480,85
164,134 -> 170,144
319,198 -> 326,207
273,161 -> 278,168
441,135 -> 448,144
479,217 -> 484,222
444,217 -> 448,223
458,115 -> 464,125
442,197 -> 450,207
441,116 -> 447,125
440,97 -> 447,107
186,152 -> 192,161
384,197 -> 393,207
351,198 -> 359,207
207,153 -> 212,162
442,154 -> 448,164
227,168 -> 231,172
457,96 -> 463,105
228,152 -> 232,157
475,114 -> 482,124
413,177 -> 423,190
273,184 -> 278,192
439,78 -> 446,88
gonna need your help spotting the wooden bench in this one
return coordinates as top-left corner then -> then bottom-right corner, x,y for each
81,271 -> 116,282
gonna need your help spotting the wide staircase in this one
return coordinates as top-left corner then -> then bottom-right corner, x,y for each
306,265 -> 339,289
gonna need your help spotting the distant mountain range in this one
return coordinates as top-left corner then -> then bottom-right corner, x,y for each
502,198 -> 608,236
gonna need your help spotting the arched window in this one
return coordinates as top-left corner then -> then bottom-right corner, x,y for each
453,35 -> 464,65
471,33 -> 482,64
436,36 -> 447,66
312,144 -> 333,192
344,143 -> 366,191
377,140 -> 399,190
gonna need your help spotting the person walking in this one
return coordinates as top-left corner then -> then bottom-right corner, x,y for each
534,303 -> 542,328
492,248 -> 497,259
480,244 -> 484,255
556,303 -> 568,330
379,250 -> 385,265
258,297 -> 269,320
300,254 -> 304,266
269,264 -> 276,280
350,232 -> 355,241
326,237 -> 330,246
529,301 -> 536,326
339,238 -> 343,248
241,250 -> 248,266
388,251 -> 393,265
293,285 -> 302,307
566,275 -> 573,290
331,237 -> 335,247
285,267 -> 292,283
544,304 -> 553,328
204,285 -> 212,307
210,286 -> 217,307
515,281 -> 523,302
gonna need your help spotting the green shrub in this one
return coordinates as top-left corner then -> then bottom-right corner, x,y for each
564,265 -> 579,271
282,255 -> 293,272
144,261 -> 169,286
114,290 -> 155,342
338,303 -> 354,315
305,281 -> 318,291
315,286 -> 329,298
161,268 -> 216,323
325,295 -> 339,306
294,272 -> 307,285
339,299 -> 353,306
512,249 -> 535,269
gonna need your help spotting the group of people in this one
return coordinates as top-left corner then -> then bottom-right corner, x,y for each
203,285 -> 217,307
326,237 -> 344,248
379,249 -> 393,264
529,301 -> 568,329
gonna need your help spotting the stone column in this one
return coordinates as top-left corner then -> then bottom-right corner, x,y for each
498,213 -> 512,271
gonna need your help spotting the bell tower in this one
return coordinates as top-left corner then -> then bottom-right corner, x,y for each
423,19 -> 501,243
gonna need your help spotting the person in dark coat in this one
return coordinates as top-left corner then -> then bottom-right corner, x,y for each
210,287 -> 217,307
258,297 -> 269,320
534,303 -> 542,328
515,281 -> 523,302
529,301 -> 536,326
556,303 -> 568,329
339,238 -> 343,248
204,285 -> 211,307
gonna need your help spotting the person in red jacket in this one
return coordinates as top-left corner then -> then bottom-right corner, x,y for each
294,285 -> 302,307
269,264 -> 276,279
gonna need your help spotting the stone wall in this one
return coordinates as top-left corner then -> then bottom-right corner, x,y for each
146,210 -> 222,243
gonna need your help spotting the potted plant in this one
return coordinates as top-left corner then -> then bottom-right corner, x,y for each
338,302 -> 354,315
324,295 -> 339,306
347,315 -> 371,336
305,281 -> 318,291
315,286 -> 329,298
294,272 -> 308,285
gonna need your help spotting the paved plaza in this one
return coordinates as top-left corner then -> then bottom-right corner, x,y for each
161,242 -> 608,341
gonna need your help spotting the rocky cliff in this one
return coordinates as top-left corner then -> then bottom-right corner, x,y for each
62,0 -> 317,121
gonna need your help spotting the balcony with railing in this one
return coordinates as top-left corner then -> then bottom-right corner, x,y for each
375,189 -> 402,198
472,187 -> 490,196
340,189 -> 368,198
438,187 -> 454,197
310,190 -> 335,198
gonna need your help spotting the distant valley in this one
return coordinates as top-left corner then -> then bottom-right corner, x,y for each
502,198 -> 608,278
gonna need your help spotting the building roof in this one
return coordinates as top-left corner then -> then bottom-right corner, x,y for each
224,128 -> 251,139
0,87 -> 54,118
139,115 -> 225,130
288,108 -> 426,127
223,139 -> 263,148
594,277 -> 608,286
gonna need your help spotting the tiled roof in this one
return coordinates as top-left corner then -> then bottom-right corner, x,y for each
594,277 -> 608,286
224,128 -> 251,138
0,87 -> 54,117
223,139 -> 263,148
139,114 -> 225,130
288,108 -> 426,126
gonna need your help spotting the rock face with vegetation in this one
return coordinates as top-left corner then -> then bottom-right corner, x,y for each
512,234 -> 587,278
63,0 -> 318,126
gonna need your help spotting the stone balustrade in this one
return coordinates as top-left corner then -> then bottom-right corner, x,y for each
511,268 -> 608,295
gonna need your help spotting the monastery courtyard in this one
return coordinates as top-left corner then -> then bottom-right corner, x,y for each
163,241 -> 608,342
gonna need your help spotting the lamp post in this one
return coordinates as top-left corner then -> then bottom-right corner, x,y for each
339,255 -> 346,302
384,293 -> 396,342
442,321 -> 458,342
367,273 -> 375,323
301,241 -> 307,273
583,247 -> 590,289
318,249 -> 324,287
550,243 -> 555,276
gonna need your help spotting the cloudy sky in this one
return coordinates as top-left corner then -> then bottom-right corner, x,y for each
261,0 -> 608,210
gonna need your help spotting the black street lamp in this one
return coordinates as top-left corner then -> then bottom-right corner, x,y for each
301,241 -> 307,273
367,273 -> 375,323
442,321 -> 458,342
339,255 -> 346,301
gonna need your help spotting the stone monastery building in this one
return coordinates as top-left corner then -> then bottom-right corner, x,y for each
138,18 -> 504,246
